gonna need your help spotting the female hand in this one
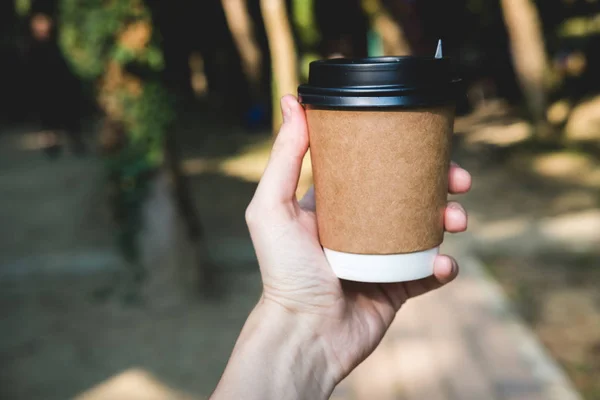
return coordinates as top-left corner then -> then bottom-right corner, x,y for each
212,95 -> 471,400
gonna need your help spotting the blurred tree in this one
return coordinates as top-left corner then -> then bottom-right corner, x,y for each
222,0 -> 269,129
292,0 -> 320,50
500,0 -> 551,132
60,0 -> 169,269
59,0 -> 213,295
381,0 -> 425,54
291,0 -> 320,82
221,0 -> 262,93
1,1 -> 21,123
148,0 -> 195,101
260,0 -> 298,133
15,0 -> 31,16
362,0 -> 412,56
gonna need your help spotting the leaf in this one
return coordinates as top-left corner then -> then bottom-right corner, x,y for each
113,45 -> 136,64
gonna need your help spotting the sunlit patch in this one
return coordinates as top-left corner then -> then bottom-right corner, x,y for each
558,13 -> 600,37
565,95 -> 600,142
547,100 -> 572,125
17,130 -> 55,150
344,341 -> 403,398
532,152 -> 595,179
218,151 -> 270,182
388,340 -> 446,396
551,190 -> 598,213
539,289 -> 600,366
75,368 -> 193,400
477,217 -> 531,242
180,158 -> 219,175
580,168 -> 600,189
189,52 -> 208,96
181,137 -> 313,196
465,121 -> 532,147
566,51 -> 587,76
539,210 -> 600,249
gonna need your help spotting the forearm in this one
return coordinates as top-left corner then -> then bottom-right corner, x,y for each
210,300 -> 337,400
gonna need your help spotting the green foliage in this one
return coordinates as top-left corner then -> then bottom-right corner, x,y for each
292,0 -> 322,83
60,1 -> 120,78
366,29 -> 384,57
105,84 -> 173,265
15,0 -> 31,17
144,46 -> 164,69
58,0 -> 173,267
121,82 -> 173,166
292,0 -> 320,48
59,0 -> 164,78
557,15 -> 600,38
111,45 -> 137,65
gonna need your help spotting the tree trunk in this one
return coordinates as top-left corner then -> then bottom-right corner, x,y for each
500,0 -> 549,126
60,0 -> 214,299
221,0 -> 263,96
362,0 -> 411,56
260,0 -> 298,134
381,0 -> 426,54
291,0 -> 320,81
163,130 -> 217,295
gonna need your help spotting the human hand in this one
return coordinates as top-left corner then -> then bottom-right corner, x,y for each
248,93 -> 470,375
212,95 -> 471,400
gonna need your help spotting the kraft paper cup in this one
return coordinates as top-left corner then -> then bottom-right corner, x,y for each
298,56 -> 460,283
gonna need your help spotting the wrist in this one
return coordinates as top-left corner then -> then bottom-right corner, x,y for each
212,299 -> 338,400
258,300 -> 340,392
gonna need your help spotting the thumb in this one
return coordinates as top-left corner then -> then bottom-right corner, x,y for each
253,95 -> 309,211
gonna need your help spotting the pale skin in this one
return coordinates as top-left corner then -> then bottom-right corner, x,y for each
210,95 -> 472,400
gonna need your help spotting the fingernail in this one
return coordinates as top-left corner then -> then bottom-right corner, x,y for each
448,202 -> 464,211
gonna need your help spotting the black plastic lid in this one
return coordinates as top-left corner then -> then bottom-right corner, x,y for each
298,56 -> 461,108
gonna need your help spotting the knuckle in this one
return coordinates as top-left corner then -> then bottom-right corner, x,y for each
246,199 -> 293,229
245,203 -> 259,226
245,201 -> 281,226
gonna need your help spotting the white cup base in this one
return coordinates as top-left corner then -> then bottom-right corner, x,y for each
324,247 -> 439,283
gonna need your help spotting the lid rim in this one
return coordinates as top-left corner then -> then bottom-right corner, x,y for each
299,78 -> 462,95
299,56 -> 461,108
299,93 -> 457,109
310,55 -> 452,64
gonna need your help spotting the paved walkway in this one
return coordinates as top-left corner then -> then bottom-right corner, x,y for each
332,235 -> 581,400
0,122 -> 583,399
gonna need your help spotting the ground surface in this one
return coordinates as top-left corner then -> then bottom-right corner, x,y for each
452,102 -> 600,399
0,103 -> 595,399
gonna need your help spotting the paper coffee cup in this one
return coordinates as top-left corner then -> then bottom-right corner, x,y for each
298,56 -> 460,283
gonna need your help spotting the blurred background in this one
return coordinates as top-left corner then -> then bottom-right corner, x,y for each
0,0 -> 599,399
